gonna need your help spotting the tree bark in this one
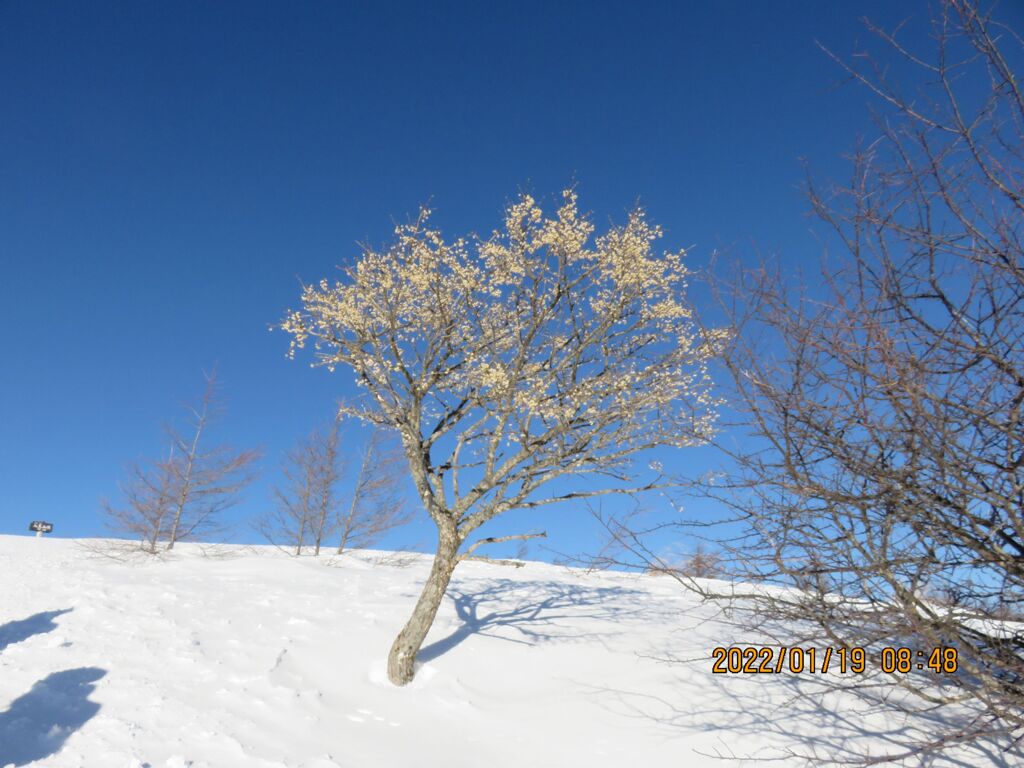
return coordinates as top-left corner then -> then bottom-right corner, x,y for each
386,525 -> 460,685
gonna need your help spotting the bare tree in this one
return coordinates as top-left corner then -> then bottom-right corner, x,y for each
101,446 -> 177,554
104,371 -> 260,553
308,420 -> 343,556
282,190 -> 723,684
336,427 -> 413,555
257,422 -> 337,555
259,422 -> 411,556
164,370 -> 260,548
648,2 -> 1024,761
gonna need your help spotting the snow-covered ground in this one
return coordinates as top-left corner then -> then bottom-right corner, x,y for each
0,535 -> 1008,767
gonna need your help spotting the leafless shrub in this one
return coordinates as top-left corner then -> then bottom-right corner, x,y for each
367,550 -> 423,569
646,544 -> 721,579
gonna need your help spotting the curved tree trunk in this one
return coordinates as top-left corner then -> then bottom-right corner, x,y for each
387,526 -> 459,685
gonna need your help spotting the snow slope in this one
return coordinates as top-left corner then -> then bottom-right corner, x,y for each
0,536 -> 1008,767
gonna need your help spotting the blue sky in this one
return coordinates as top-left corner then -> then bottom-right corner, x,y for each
0,1 -> 986,557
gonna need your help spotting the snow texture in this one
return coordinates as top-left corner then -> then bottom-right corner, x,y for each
0,536 -> 1001,766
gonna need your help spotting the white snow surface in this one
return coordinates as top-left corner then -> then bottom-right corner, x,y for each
0,536 -> 1005,767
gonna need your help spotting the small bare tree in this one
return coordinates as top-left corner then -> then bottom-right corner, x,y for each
101,447 -> 177,554
282,190 -> 723,684
258,423 -> 327,555
336,427 -> 413,554
104,371 -> 260,553
259,422 -> 411,556
259,420 -> 345,556
164,371 -> 260,548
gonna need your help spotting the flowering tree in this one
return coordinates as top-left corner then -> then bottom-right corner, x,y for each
282,191 -> 723,684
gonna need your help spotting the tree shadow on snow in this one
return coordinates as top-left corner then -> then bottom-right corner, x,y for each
0,667 -> 107,767
418,578 -> 658,663
580,663 -> 1022,766
0,609 -> 73,653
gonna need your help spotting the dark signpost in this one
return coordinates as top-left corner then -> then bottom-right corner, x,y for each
29,520 -> 54,537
